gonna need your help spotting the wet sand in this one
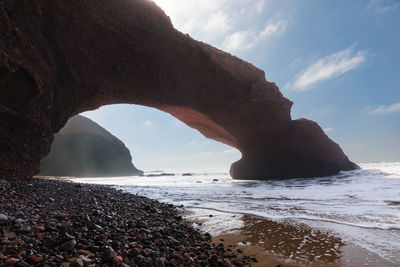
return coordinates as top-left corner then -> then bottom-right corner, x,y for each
184,209 -> 397,267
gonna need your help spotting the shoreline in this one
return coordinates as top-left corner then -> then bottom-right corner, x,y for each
182,208 -> 397,267
33,176 -> 399,266
0,178 -> 254,266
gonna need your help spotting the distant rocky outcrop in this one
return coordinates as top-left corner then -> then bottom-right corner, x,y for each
0,0 -> 357,180
39,115 -> 143,177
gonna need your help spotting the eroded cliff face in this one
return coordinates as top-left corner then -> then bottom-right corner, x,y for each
39,115 -> 143,177
0,0 -> 358,180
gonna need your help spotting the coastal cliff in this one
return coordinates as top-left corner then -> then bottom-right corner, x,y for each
0,0 -> 358,180
39,115 -> 143,177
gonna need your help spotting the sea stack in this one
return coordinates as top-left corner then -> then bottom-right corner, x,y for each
0,0 -> 357,180
39,115 -> 143,177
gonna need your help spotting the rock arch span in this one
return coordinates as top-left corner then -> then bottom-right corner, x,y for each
0,0 -> 358,180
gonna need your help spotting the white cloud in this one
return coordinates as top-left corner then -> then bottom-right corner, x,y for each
153,0 -> 229,41
152,0 -> 286,54
222,149 -> 238,154
260,20 -> 287,38
367,0 -> 399,13
286,46 -> 367,91
367,101 -> 400,114
142,120 -> 154,127
222,20 -> 287,53
222,29 -> 255,52
204,11 -> 232,35
255,1 -> 265,13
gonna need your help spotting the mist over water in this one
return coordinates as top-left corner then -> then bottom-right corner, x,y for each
71,162 -> 400,264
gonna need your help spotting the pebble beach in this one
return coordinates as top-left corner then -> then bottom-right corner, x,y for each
0,178 -> 258,266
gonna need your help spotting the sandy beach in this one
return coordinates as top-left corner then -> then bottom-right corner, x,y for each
184,209 -> 397,267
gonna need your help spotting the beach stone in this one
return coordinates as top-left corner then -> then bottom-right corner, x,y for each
153,232 -> 162,239
77,249 -> 91,256
208,255 -> 219,266
130,247 -> 141,256
15,260 -> 30,267
19,225 -> 32,233
0,214 -> 8,222
102,248 -> 118,262
232,259 -> 244,266
155,259 -> 166,267
55,212 -> 67,220
0,179 -> 10,190
0,179 -> 254,266
59,239 -> 76,251
29,254 -> 43,263
71,258 -> 84,267
4,231 -> 16,239
33,225 -> 45,232
112,255 -> 123,264
4,257 -> 20,266
42,237 -> 58,248
137,221 -> 148,228
93,224 -> 103,232
79,255 -> 92,264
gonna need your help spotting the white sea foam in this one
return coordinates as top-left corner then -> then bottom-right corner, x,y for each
71,162 -> 400,264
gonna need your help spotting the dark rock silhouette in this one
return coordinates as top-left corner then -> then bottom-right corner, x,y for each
0,0 -> 358,180
39,115 -> 143,177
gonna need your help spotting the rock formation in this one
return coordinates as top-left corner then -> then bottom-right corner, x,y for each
39,115 -> 143,177
0,0 -> 358,180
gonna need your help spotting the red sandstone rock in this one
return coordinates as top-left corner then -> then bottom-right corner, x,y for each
0,0 -> 358,180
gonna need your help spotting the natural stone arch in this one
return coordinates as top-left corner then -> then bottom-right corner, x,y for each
0,0 -> 357,180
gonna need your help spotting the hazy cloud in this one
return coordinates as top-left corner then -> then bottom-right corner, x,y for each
323,128 -> 333,133
203,11 -> 232,36
187,140 -> 211,146
222,20 -> 287,52
142,120 -> 155,127
222,149 -> 238,154
290,57 -> 303,67
222,29 -> 255,52
260,20 -> 287,38
255,1 -> 265,13
366,101 -> 400,114
367,0 -> 399,13
287,46 -> 367,91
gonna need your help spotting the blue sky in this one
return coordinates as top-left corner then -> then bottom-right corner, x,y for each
82,0 -> 400,172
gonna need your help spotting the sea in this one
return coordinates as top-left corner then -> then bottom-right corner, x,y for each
70,162 -> 400,265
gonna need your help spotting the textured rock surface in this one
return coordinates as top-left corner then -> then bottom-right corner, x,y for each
39,115 -> 143,177
0,0 -> 358,180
